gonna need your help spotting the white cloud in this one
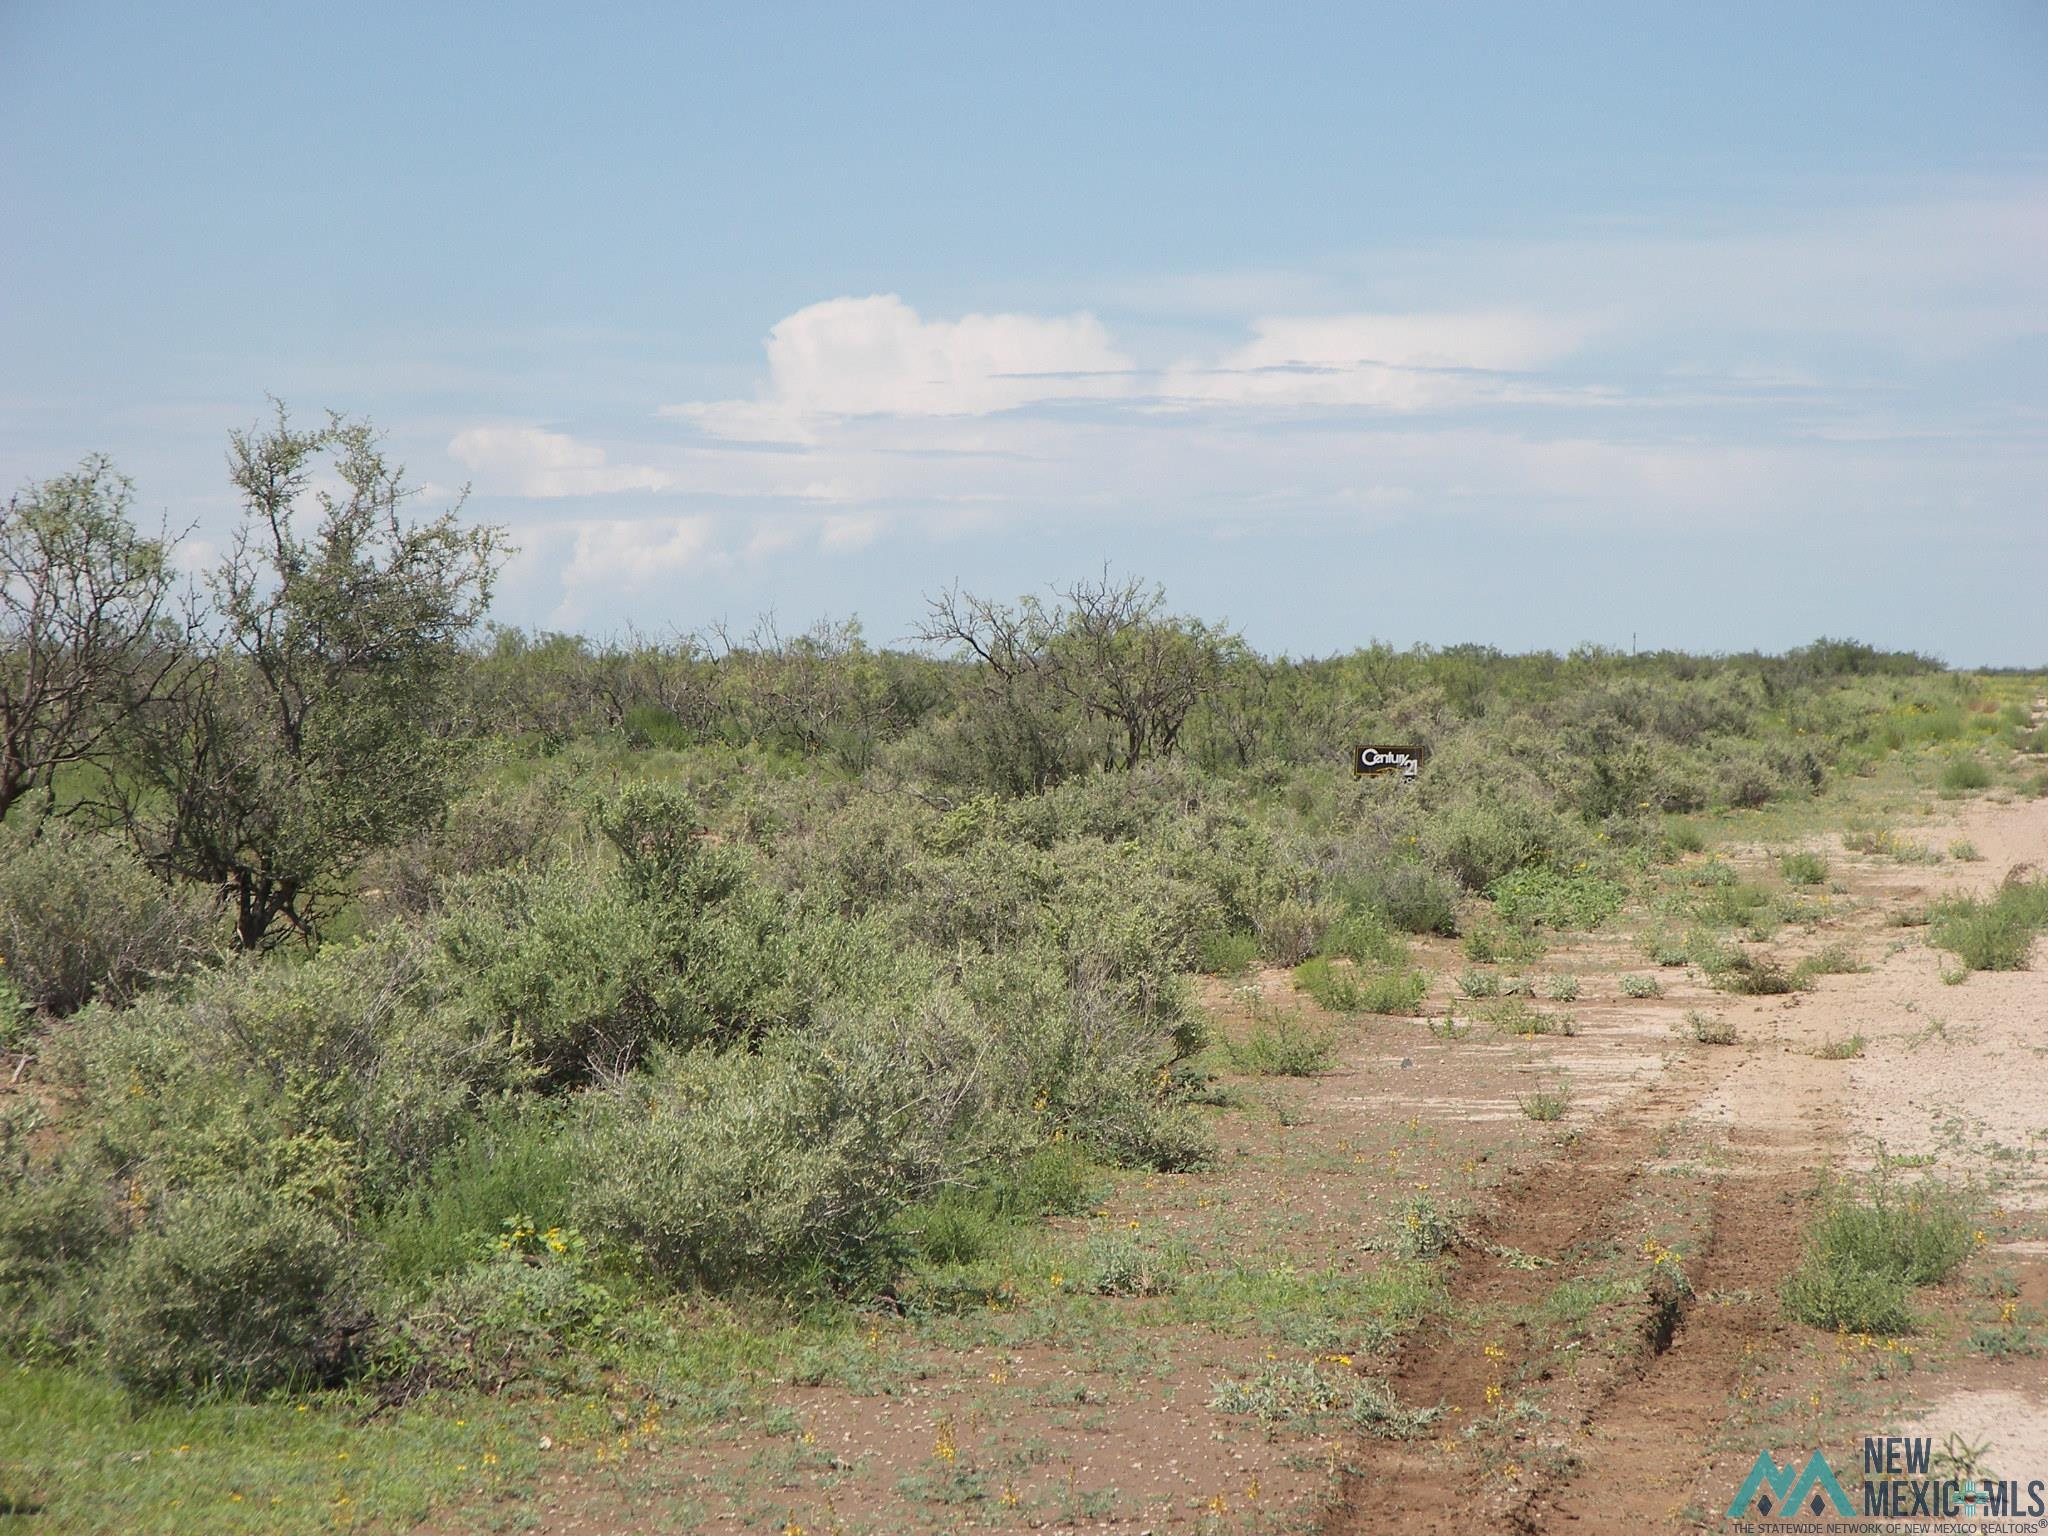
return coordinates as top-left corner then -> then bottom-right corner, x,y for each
664,294 -> 1133,441
452,181 -> 2043,634
447,425 -> 673,497
535,513 -> 717,627
561,515 -> 713,589
1160,310 -> 1597,410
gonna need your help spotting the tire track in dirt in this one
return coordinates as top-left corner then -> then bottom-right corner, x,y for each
1511,1120 -> 1825,1533
1333,783 -> 2048,1535
1320,1049 -> 1751,1536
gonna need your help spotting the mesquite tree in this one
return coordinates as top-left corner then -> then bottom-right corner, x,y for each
0,458 -> 179,820
112,409 -> 505,947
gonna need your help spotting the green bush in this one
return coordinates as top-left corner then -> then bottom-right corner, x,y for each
1779,850 -> 1829,886
1292,957 -> 1361,1013
379,1219 -> 615,1393
1619,973 -> 1661,998
1083,1233 -> 1180,1297
575,1017 -> 971,1294
0,1113 -> 116,1356
1365,863 -> 1462,936
1486,867 -> 1625,931
1196,927 -> 1259,975
102,1185 -> 353,1399
362,770 -> 581,919
1430,797 -> 1587,892
1320,909 -> 1408,969
1358,968 -> 1429,1014
59,934 -> 517,1210
0,819 -> 214,1016
1783,1174 -> 1974,1334
1711,949 -> 1810,995
1251,893 -> 1332,965
1456,968 -> 1499,999
1938,757 -> 1992,793
1227,1013 -> 1336,1075
1782,1253 -> 1915,1335
621,703 -> 694,750
1929,880 -> 2048,971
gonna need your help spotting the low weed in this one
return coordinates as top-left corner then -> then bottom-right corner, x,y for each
1519,1085 -> 1571,1123
1227,1013 -> 1337,1076
1210,1362 -> 1438,1437
1542,973 -> 1581,1002
1783,1169 -> 1976,1333
1780,850 -> 1830,886
1711,949 -> 1811,996
1488,867 -> 1626,931
1457,968 -> 1500,999
1814,1033 -> 1865,1060
1292,957 -> 1429,1016
1387,1195 -> 1464,1259
1686,1010 -> 1736,1045
1646,932 -> 1691,967
1619,973 -> 1662,998
1463,922 -> 1545,965
1321,909 -> 1410,970
1083,1233 -> 1181,1297
1484,999 -> 1577,1037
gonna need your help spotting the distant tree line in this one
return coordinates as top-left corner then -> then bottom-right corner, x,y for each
2,407 -> 1944,949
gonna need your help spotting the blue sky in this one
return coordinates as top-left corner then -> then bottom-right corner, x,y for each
4,3 -> 2045,662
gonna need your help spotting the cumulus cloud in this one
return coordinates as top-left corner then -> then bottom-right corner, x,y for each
446,181 -> 2044,637
448,425 -> 673,496
528,513 -> 719,627
663,294 -> 1134,441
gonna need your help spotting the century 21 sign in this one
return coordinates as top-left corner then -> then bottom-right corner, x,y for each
1351,744 -> 1426,780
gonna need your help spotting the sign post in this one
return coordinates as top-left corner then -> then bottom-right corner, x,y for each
1351,744 -> 1426,781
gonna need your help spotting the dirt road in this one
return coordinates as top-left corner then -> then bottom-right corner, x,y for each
1328,788 -> 2048,1535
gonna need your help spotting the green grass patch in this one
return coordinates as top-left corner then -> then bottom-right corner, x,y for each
1196,926 -> 1259,975
1292,957 -> 1426,1016
1938,757 -> 1993,794
1225,1012 -> 1337,1076
1172,1261 -> 1442,1355
1929,880 -> 2048,972
1780,850 -> 1829,885
0,1364 -> 559,1536
1487,867 -> 1626,931
1782,1172 -> 1975,1334
1483,999 -> 1576,1037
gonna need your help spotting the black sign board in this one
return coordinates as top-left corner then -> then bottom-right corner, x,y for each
1351,744 -> 1425,780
